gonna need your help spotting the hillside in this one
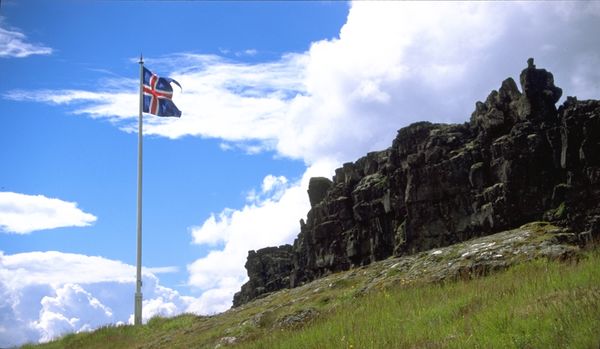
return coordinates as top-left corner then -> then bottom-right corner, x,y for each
24,222 -> 600,348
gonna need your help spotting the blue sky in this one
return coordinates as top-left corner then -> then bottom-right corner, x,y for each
1,0 -> 346,287
1,0 -> 599,346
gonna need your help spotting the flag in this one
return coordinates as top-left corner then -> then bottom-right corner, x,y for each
142,67 -> 182,117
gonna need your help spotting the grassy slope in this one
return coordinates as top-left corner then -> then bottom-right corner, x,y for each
24,224 -> 600,349
244,253 -> 600,349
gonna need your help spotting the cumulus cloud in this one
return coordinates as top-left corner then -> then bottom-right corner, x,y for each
0,192 -> 97,234
186,161 -> 336,314
191,174 -> 292,248
0,22 -> 52,58
33,283 -> 114,342
0,251 -> 190,347
6,2 -> 599,166
186,174 -> 309,311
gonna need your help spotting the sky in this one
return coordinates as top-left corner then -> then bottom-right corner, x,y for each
1,0 -> 599,346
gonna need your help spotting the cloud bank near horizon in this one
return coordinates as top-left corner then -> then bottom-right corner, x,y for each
0,251 -> 191,347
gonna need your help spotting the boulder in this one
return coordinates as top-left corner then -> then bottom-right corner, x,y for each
307,177 -> 333,207
232,245 -> 294,307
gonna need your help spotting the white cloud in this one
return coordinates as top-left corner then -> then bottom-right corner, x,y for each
6,2 -> 599,167
0,23 -> 52,58
4,86 -> 138,123
275,1 -> 600,164
0,251 -> 190,347
0,250 -> 177,290
33,283 -> 114,342
187,177 -> 308,290
4,53 -> 306,147
189,174 -> 299,247
186,272 -> 248,315
0,192 -> 97,234
128,275 -> 195,324
246,175 -> 288,206
186,161 -> 336,314
261,175 -> 288,195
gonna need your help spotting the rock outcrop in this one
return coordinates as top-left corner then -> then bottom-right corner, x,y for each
232,245 -> 294,307
233,59 -> 600,306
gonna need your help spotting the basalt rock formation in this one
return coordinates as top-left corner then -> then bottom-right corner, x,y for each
232,59 -> 600,307
233,245 -> 294,307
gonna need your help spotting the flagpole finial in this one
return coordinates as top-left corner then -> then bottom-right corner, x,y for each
139,53 -> 144,65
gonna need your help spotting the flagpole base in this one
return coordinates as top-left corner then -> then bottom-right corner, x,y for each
134,292 -> 143,325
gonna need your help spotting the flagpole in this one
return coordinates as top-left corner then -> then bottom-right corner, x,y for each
134,54 -> 144,326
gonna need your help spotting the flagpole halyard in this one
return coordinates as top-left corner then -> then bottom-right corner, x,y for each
134,54 -> 144,326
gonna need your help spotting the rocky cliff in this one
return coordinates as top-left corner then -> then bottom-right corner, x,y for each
233,59 -> 600,307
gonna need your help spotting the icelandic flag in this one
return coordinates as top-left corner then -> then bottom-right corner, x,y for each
142,67 -> 182,117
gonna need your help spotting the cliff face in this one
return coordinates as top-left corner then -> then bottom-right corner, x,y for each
233,60 -> 600,307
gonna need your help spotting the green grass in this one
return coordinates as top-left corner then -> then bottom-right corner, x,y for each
24,247 -> 600,349
20,313 -> 205,349
242,251 -> 600,349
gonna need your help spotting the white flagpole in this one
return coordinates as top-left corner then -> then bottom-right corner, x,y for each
134,54 -> 144,326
